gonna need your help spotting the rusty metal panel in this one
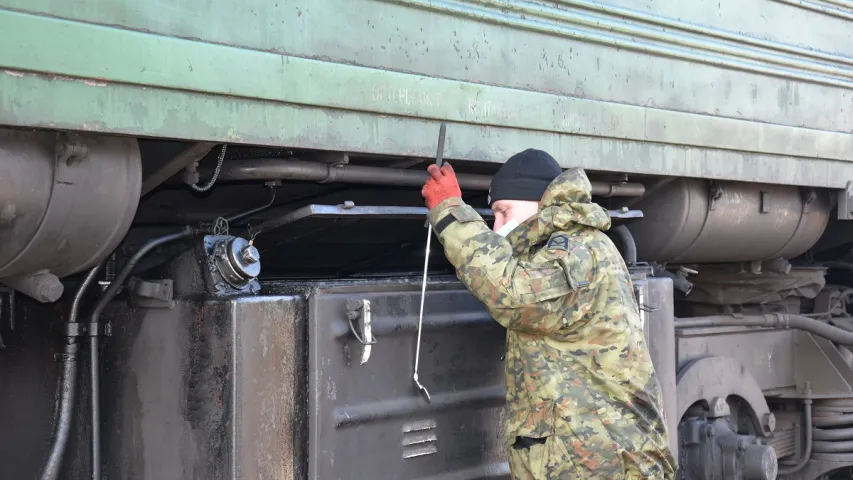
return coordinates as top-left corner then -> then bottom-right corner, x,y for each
100,296 -> 309,480
233,297 -> 309,480
307,280 -> 508,480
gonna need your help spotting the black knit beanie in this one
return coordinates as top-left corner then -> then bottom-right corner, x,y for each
488,149 -> 562,204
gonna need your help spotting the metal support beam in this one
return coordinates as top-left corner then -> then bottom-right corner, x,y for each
253,203 -> 642,234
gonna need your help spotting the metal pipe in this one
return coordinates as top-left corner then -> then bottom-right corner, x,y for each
89,336 -> 100,479
216,158 -> 646,197
88,227 -> 194,480
611,225 -> 637,265
779,398 -> 812,475
40,262 -> 105,480
224,186 -> 277,225
674,314 -> 853,345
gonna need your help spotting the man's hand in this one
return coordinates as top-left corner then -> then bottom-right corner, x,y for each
422,164 -> 462,209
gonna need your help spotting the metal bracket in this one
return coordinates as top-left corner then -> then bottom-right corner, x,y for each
253,203 -> 644,236
56,137 -> 90,166
709,182 -> 723,211
759,191 -> 770,214
314,151 -> 350,166
65,322 -> 112,337
127,277 -> 175,309
317,152 -> 350,183
345,299 -> 375,365
0,286 -> 13,348
839,181 -> 853,220
803,188 -> 816,214
0,286 -> 15,332
54,134 -> 91,187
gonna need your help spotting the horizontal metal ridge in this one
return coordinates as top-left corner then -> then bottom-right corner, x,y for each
550,0 -> 853,67
773,0 -> 853,20
384,0 -> 853,89
2,9 -> 852,162
333,310 -> 496,341
334,385 -> 504,427
403,419 -> 438,433
402,431 -> 438,446
403,443 -> 438,459
820,0 -> 853,9
414,461 -> 511,480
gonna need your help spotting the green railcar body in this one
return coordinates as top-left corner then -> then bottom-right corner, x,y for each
0,0 -> 851,187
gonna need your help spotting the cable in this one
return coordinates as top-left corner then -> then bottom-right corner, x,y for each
88,227 -> 193,480
40,262 -> 105,480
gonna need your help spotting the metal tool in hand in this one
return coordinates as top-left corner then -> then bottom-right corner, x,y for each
413,122 -> 446,404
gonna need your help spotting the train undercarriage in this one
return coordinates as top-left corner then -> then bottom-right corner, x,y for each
3,129 -> 853,480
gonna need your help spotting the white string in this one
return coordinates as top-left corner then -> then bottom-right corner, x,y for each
414,224 -> 432,377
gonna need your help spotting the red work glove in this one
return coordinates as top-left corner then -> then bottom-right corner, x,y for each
421,163 -> 462,209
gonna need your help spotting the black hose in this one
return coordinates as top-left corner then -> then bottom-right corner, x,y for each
820,262 -> 853,272
611,225 -> 637,265
674,314 -> 853,345
88,227 -> 193,480
779,399 -> 812,475
40,262 -> 105,480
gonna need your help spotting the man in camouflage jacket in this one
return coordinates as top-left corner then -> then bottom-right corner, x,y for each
421,149 -> 676,479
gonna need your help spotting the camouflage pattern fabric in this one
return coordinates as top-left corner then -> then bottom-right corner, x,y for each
427,167 -> 677,479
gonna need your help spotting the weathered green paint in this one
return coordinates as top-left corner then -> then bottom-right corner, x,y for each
1,9 -> 849,161
3,69 -> 849,189
0,1 -> 851,187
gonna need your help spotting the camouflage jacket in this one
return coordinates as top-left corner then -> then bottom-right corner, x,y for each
427,168 -> 677,478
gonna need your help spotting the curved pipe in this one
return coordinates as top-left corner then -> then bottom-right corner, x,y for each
611,225 -> 637,265
674,314 -> 853,345
224,186 -> 277,225
88,227 -> 194,480
778,399 -> 813,476
216,158 -> 646,197
40,262 -> 105,480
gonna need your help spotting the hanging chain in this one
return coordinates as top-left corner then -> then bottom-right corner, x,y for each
190,144 -> 227,192
213,217 -> 229,236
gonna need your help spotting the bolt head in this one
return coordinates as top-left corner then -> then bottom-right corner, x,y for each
39,281 -> 64,303
763,413 -> 776,432
240,245 -> 260,264
710,397 -> 730,417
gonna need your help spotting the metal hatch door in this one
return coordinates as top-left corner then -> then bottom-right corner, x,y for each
308,280 -> 509,480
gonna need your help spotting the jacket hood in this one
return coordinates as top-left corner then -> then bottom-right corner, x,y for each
538,167 -> 611,232
504,167 -> 611,251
